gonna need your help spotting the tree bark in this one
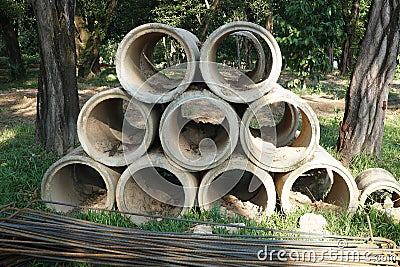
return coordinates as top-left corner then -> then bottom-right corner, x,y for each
0,14 -> 25,79
337,0 -> 400,158
75,0 -> 117,78
33,0 -> 80,155
340,0 -> 361,76
199,0 -> 220,42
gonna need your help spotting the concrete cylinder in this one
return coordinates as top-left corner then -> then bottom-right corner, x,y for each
200,21 -> 282,103
116,23 -> 200,103
159,90 -> 239,171
77,87 -> 159,167
232,31 -> 266,83
274,146 -> 359,214
198,154 -> 276,216
356,168 -> 400,208
41,147 -> 120,213
116,152 -> 198,225
240,85 -> 318,172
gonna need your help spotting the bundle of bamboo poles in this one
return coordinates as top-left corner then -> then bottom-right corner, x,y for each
0,201 -> 399,266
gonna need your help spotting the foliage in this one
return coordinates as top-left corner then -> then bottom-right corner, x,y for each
273,0 -> 345,79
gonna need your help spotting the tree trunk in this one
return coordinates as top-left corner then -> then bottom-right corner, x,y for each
340,0 -> 361,76
75,0 -> 117,78
199,0 -> 220,41
33,0 -> 80,156
0,19 -> 25,79
337,0 -> 400,158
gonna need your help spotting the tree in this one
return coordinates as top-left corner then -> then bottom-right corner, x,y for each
0,0 -> 25,79
337,0 -> 400,158
33,0 -> 80,155
75,0 -> 118,78
339,0 -> 361,76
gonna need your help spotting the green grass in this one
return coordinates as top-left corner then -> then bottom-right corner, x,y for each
77,67 -> 120,88
0,123 -> 58,207
0,68 -> 39,90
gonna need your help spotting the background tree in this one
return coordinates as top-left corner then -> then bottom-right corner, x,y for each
33,0 -> 79,155
273,0 -> 345,84
337,0 -> 400,158
0,0 -> 25,79
75,0 -> 118,78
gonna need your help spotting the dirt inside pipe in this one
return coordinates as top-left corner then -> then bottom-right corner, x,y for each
208,170 -> 268,221
122,167 -> 184,218
289,168 -> 342,211
50,164 -> 109,212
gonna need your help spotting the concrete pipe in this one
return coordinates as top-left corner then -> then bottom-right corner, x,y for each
356,168 -> 400,208
274,146 -> 359,214
159,90 -> 239,171
41,147 -> 120,213
198,154 -> 276,217
200,21 -> 282,103
240,85 -> 318,172
116,23 -> 200,103
232,31 -> 266,83
77,87 -> 159,167
116,152 -> 198,225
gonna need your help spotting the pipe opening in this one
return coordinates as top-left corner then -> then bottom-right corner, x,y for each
122,167 -> 184,218
242,95 -> 317,171
200,22 -> 282,103
161,95 -> 238,170
364,190 -> 400,208
290,168 -> 351,210
140,36 -> 188,94
48,164 -> 108,212
216,33 -> 270,85
205,169 -> 270,219
86,98 -> 145,158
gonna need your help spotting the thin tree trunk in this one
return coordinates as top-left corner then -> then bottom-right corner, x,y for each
340,0 -> 361,76
200,0 -> 220,41
0,20 -> 25,79
33,0 -> 80,155
337,0 -> 400,158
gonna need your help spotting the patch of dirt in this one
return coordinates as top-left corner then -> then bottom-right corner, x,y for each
216,194 -> 265,222
0,83 -> 111,129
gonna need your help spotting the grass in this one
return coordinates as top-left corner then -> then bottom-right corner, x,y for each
0,69 -> 399,266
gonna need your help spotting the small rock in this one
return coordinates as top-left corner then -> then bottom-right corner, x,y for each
390,208 -> 400,223
383,196 -> 394,209
299,213 -> 330,235
214,223 -> 246,234
192,225 -> 213,234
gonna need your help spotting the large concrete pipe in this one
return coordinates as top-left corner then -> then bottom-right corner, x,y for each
274,146 -> 359,214
159,90 -> 239,171
77,87 -> 159,167
356,168 -> 400,208
198,154 -> 276,218
240,85 -> 318,172
116,152 -> 198,225
41,147 -> 120,213
116,23 -> 200,103
200,21 -> 282,103
232,31 -> 266,83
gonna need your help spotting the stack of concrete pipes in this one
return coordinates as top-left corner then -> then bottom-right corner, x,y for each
41,22 -> 398,225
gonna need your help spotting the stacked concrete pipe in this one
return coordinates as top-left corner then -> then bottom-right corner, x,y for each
274,146 -> 359,214
198,154 -> 276,216
116,23 -> 200,103
116,152 -> 198,225
240,85 -> 319,173
77,87 -> 160,167
159,90 -> 239,171
41,147 -> 120,213
200,21 -> 282,103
